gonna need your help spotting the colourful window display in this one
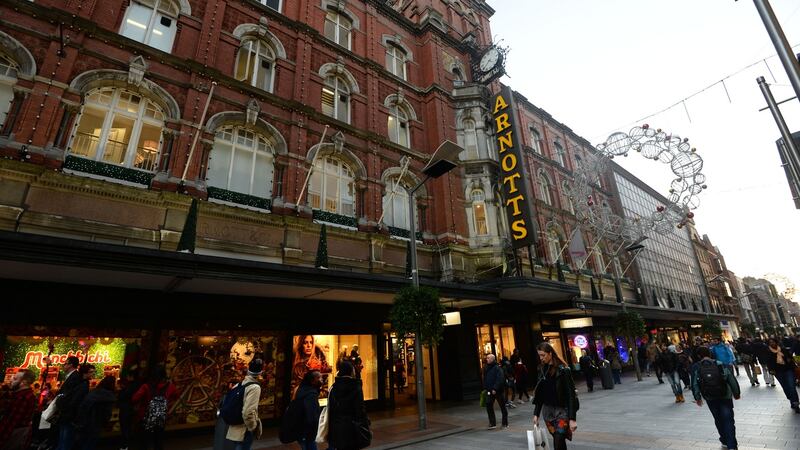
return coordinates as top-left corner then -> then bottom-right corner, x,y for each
291,334 -> 377,405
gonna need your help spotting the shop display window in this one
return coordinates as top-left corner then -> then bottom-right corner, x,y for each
291,334 -> 377,405
542,332 -> 566,362
163,332 -> 284,427
567,334 -> 590,369
475,324 -> 516,369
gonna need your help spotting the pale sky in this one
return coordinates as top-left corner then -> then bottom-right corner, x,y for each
487,0 -> 800,299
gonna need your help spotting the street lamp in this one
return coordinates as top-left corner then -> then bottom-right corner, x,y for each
407,140 -> 461,430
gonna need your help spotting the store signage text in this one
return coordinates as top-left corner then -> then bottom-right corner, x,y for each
560,318 -> 593,329
20,350 -> 113,370
493,86 -> 537,249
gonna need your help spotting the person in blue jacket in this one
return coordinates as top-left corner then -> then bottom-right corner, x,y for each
482,354 -> 507,429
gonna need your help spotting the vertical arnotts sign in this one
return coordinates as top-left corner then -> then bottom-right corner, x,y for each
493,86 -> 538,249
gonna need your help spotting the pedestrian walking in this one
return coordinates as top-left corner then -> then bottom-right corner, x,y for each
117,369 -> 142,450
753,338 -> 776,387
133,366 -> 177,450
223,359 -> 264,450
578,350 -> 596,393
691,346 -> 741,450
74,375 -> 116,450
514,360 -> 530,402
481,354 -> 508,429
765,337 -> 799,413
55,362 -> 95,450
734,338 -> 760,386
327,361 -> 371,450
607,347 -> 622,385
660,345 -> 683,403
532,342 -> 578,450
510,348 -> 521,366
676,344 -> 693,391
501,357 -> 516,409
637,342 -> 648,378
646,341 -> 659,377
394,359 -> 405,393
295,370 -> 322,450
711,337 -> 736,374
0,369 -> 37,450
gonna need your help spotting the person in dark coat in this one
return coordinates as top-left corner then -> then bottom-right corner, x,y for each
752,338 -> 775,387
533,342 -> 578,450
295,370 -> 322,450
117,370 -> 142,450
55,361 -> 95,450
765,337 -> 799,412
482,354 -> 507,429
74,376 -> 116,450
514,360 -> 530,402
578,350 -> 596,393
327,361 -> 370,450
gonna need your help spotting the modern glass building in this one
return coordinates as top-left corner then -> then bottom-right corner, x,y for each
612,169 -> 708,313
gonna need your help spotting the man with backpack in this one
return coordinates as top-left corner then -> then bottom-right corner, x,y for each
224,359 -> 264,450
132,366 -> 176,450
279,370 -> 322,449
692,346 -> 741,450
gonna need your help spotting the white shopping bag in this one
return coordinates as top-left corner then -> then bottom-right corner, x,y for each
526,425 -> 550,450
315,406 -> 329,444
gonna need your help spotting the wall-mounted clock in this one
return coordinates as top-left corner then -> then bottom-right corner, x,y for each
471,45 -> 507,85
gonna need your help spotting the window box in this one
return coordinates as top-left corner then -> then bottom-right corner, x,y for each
387,226 -> 423,240
207,186 -> 271,210
312,209 -> 357,228
63,155 -> 154,186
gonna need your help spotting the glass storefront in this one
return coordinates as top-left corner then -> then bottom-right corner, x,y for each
542,331 -> 566,362
291,334 -> 377,405
476,323 -> 516,365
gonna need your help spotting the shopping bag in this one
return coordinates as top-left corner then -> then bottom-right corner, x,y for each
527,425 -> 550,450
754,365 -> 762,376
479,390 -> 487,408
315,406 -> 329,444
41,395 -> 60,424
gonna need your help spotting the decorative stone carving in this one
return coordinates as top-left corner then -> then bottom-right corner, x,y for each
246,99 -> 260,126
128,56 -> 148,87
332,131 -> 345,153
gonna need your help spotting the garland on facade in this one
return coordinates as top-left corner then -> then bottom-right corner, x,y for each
405,240 -> 412,279
387,226 -> 423,240
389,286 -> 445,346
176,198 -> 198,253
315,224 -> 328,269
207,186 -> 271,210
63,156 -> 154,186
312,210 -> 358,228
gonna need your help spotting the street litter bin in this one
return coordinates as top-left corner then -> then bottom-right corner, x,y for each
599,359 -> 614,390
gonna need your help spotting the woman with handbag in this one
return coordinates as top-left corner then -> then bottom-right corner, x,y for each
766,337 -> 800,413
327,361 -> 371,450
532,342 -> 578,450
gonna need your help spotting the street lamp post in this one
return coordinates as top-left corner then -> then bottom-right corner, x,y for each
406,141 -> 461,430
750,0 -> 800,105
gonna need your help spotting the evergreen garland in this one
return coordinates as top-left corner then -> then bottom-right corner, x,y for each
176,198 -> 198,253
63,156 -> 154,185
389,286 -> 445,346
405,240 -> 412,279
315,224 -> 329,269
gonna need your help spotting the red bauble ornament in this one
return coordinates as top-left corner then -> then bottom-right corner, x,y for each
656,205 -> 665,212
687,212 -> 694,219
588,200 -> 594,206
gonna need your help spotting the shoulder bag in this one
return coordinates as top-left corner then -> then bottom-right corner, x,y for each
315,406 -> 329,444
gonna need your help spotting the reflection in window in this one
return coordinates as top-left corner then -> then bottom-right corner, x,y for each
471,189 -> 488,236
119,0 -> 180,53
309,156 -> 355,216
385,45 -> 407,80
321,76 -> 350,123
324,11 -> 352,49
382,178 -> 412,229
235,38 -> 276,92
207,126 -> 274,199
462,119 -> 478,160
537,172 -> 552,205
387,106 -> 410,147
69,88 -> 164,173
0,53 -> 19,129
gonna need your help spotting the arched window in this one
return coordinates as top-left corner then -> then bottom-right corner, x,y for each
0,52 -> 18,128
382,178 -> 412,229
119,0 -> 180,53
452,67 -> 464,87
561,180 -> 574,214
537,172 -> 552,205
547,229 -> 562,264
324,10 -> 352,49
321,76 -> 350,123
235,38 -> 276,92
462,119 -> 478,159
530,127 -> 542,154
206,126 -> 274,198
387,105 -> 410,147
553,139 -> 566,166
471,189 -> 489,236
386,45 -> 407,80
259,0 -> 281,11
309,156 -> 355,216
69,88 -> 165,172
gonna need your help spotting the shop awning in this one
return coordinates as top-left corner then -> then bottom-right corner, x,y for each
547,298 -> 737,322
0,231 -> 499,307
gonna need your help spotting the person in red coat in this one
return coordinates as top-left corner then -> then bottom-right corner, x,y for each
0,369 -> 37,450
132,366 -> 178,450
513,360 -> 530,402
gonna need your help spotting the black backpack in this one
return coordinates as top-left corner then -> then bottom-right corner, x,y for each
698,361 -> 725,398
278,396 -> 306,444
220,382 -> 259,425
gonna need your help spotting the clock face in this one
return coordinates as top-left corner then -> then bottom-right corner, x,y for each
480,48 -> 500,72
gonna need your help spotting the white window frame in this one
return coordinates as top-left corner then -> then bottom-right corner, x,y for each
207,126 -> 275,198
388,106 -> 410,147
386,45 -> 407,80
324,10 -> 352,50
119,0 -> 180,53
537,172 -> 552,205
258,0 -> 282,12
462,119 -> 479,160
530,127 -> 542,154
235,38 -> 276,93
554,140 -> 566,166
382,178 -> 414,229
0,53 -> 18,129
309,156 -> 356,216
68,88 -> 165,173
471,189 -> 489,236
322,76 -> 350,123
561,180 -> 574,214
